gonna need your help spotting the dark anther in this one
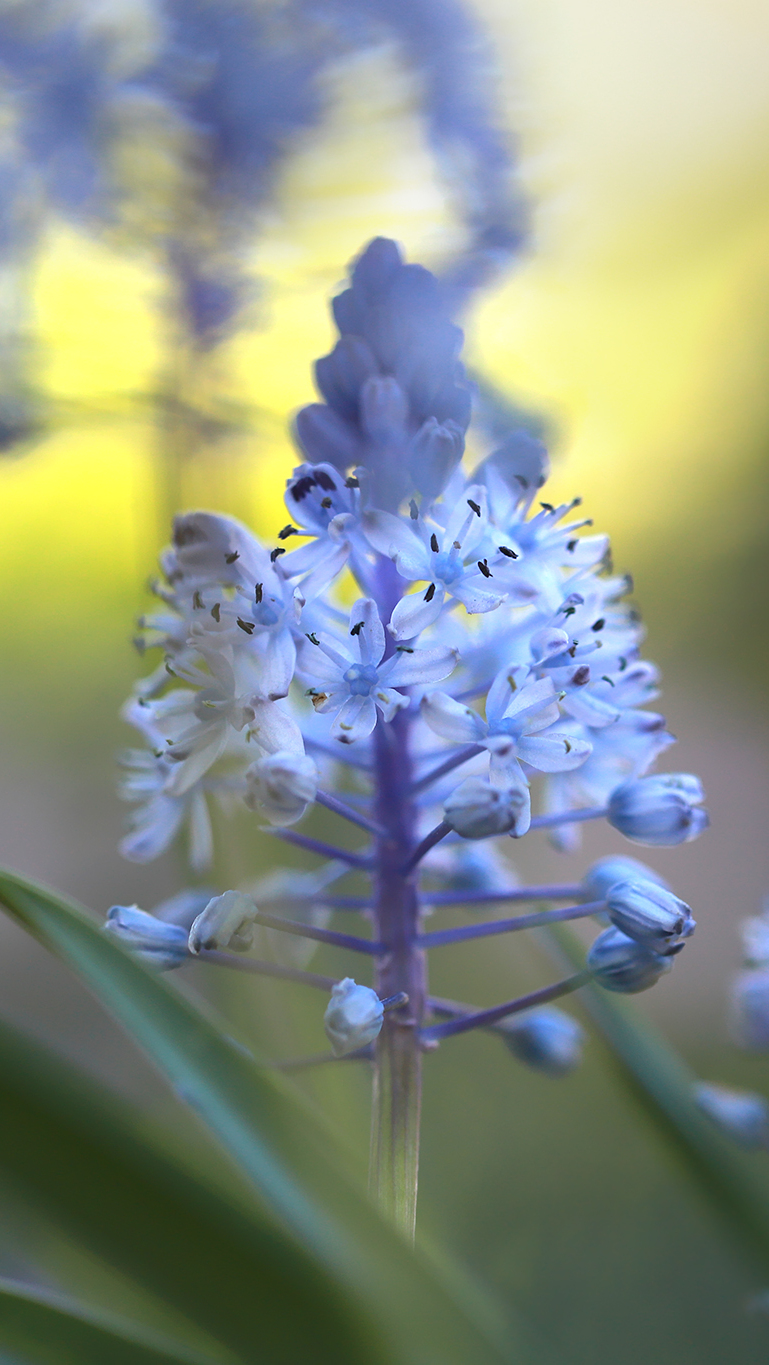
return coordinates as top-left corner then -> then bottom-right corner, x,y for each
396,645 -> 414,653
270,547 -> 285,562
278,524 -> 298,540
409,499 -> 419,520
192,590 -> 204,610
602,675 -> 615,686
430,533 -> 440,553
305,632 -> 320,645
345,474 -> 359,488
514,474 -> 528,488
320,497 -> 332,509
290,475 -> 316,501
315,470 -> 336,491
424,583 -> 436,602
211,603 -> 221,622
572,666 -> 590,686
540,501 -> 554,512
349,620 -> 365,636
562,605 -> 576,618
619,656 -> 628,671
477,559 -> 492,578
225,550 -> 240,564
568,643 -> 578,657
499,545 -> 518,558
564,738 -> 572,753
255,583 -> 263,603
573,497 -> 582,506
592,618 -> 605,631
237,618 -> 255,635
567,540 -> 578,552
467,498 -> 481,516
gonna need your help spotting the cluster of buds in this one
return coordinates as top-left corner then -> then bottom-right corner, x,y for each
109,239 -> 709,1095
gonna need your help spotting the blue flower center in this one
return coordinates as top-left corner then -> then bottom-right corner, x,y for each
343,663 -> 379,696
433,550 -> 462,585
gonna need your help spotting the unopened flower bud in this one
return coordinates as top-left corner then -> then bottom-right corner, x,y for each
444,777 -> 530,840
410,417 -> 465,500
495,1007 -> 584,1076
530,627 -> 570,662
104,905 -> 188,971
244,750 -> 318,825
607,774 -> 708,846
580,855 -> 669,905
694,1082 -> 769,1149
324,978 -> 384,1056
606,879 -> 695,953
730,969 -> 769,1050
587,926 -> 673,993
294,402 -> 362,470
360,376 -> 409,441
740,913 -> 769,968
188,890 -> 257,954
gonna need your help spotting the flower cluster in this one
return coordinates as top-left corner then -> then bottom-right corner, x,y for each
113,238 -> 708,1081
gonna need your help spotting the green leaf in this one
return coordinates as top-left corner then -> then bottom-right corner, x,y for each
0,1277 -> 227,1365
0,866 -> 561,1365
550,924 -> 769,1279
0,1013 -> 377,1365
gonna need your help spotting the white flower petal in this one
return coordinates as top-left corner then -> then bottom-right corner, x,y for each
561,691 -> 621,728
451,578 -> 506,615
350,597 -> 385,664
331,695 -> 378,744
373,687 -> 409,722
385,646 -> 457,687
362,510 -> 430,579
517,732 -> 592,773
389,587 -> 446,640
421,691 -> 487,743
248,700 -> 305,755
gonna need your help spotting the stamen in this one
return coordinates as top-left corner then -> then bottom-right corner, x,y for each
467,498 -> 481,516
225,551 -> 239,564
270,547 -> 285,562
424,583 -> 436,602
430,533 -> 440,552
498,545 -> 518,558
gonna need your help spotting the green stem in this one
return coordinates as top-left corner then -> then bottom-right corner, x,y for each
369,1017 -> 422,1241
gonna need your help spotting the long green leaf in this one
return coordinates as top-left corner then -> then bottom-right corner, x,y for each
0,867 -> 559,1365
550,924 -> 769,1278
0,1014 -> 377,1365
0,1277 -> 227,1365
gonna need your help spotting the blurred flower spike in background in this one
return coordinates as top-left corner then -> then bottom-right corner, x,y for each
113,236 -> 708,1237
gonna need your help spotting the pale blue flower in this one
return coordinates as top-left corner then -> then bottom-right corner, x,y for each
297,596 -> 456,743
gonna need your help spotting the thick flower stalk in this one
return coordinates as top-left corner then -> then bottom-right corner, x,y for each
113,239 -> 708,1239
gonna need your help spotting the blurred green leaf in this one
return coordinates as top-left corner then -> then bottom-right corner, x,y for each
550,924 -> 769,1279
0,1012 -> 377,1364
0,866 -> 562,1365
0,1277 -> 226,1365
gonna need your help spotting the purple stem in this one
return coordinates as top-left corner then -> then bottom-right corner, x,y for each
421,883 -> 583,907
250,909 -> 381,955
528,806 -> 607,830
195,951 -> 338,990
268,827 -> 371,868
416,900 -> 604,949
401,820 -> 451,874
421,972 -> 590,1042
316,789 -> 385,837
410,745 -> 484,796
